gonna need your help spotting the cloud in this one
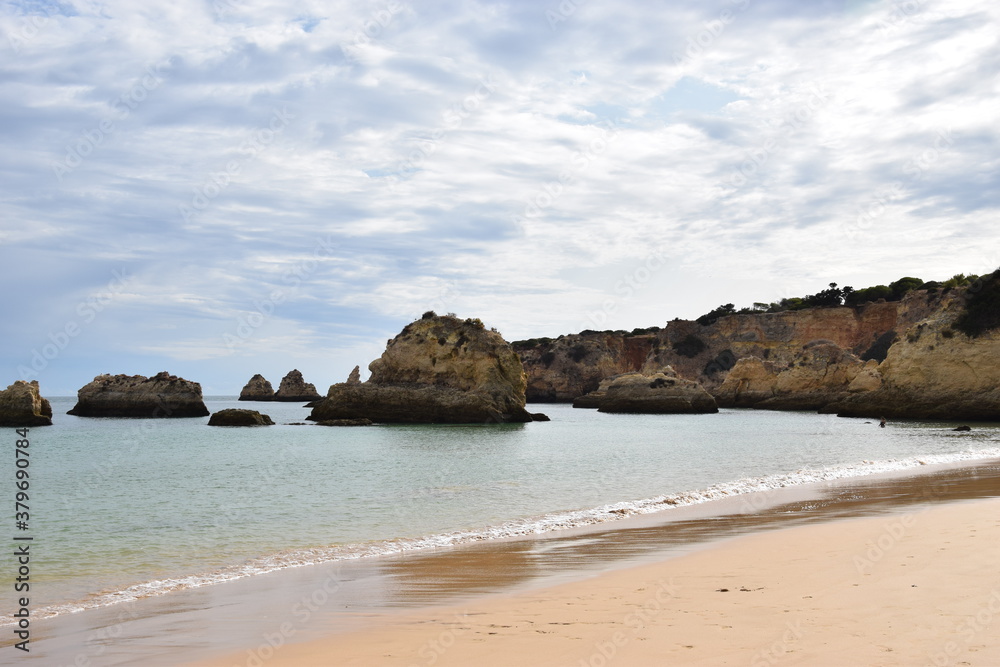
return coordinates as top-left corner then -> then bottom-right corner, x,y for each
1,0 -> 998,394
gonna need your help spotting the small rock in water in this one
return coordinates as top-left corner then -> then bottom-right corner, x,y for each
952,425 -> 972,432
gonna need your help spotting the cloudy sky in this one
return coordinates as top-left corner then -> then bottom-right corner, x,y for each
2,0 -> 998,395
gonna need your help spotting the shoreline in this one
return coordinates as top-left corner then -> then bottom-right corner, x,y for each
17,456 -> 1000,666
191,495 -> 1000,667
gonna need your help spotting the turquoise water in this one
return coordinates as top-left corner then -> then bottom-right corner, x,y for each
5,398 -> 999,621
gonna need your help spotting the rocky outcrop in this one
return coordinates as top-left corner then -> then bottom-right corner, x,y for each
0,381 -> 53,426
238,374 -> 275,401
274,370 -> 321,402
827,289 -> 1000,420
515,333 -> 656,402
208,409 -> 274,426
67,372 -> 210,418
716,341 -> 879,411
316,418 -> 372,426
309,313 -> 533,424
518,289 -> 947,401
574,367 -> 718,414
346,366 -> 361,384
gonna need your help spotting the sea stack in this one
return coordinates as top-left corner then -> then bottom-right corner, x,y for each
274,369 -> 321,402
574,367 -> 718,414
67,372 -> 210,418
239,374 -> 275,401
0,381 -> 53,426
309,312 -> 533,424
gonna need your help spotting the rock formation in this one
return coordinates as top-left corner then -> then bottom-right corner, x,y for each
67,372 -> 210,418
316,418 -> 372,426
309,313 -> 533,424
0,381 -> 53,426
208,409 -> 274,426
826,287 -> 1000,420
716,341 -> 879,411
274,369 -> 321,402
518,289 -> 945,401
574,367 -> 718,414
238,374 -> 275,401
346,366 -> 361,384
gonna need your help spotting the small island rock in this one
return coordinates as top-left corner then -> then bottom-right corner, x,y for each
274,369 -> 321,402
309,313 -> 533,424
239,374 -> 275,401
0,381 -> 53,426
208,409 -> 274,426
67,372 -> 210,418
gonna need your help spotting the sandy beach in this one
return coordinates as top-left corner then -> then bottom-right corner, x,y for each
189,494 -> 1000,667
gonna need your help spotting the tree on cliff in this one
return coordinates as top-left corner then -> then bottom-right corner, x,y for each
954,269 -> 1000,337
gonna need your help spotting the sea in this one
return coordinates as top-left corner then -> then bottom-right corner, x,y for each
4,397 -> 1000,628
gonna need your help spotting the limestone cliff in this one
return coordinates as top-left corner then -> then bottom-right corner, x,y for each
238,374 -> 275,401
716,342 -> 879,411
68,372 -> 210,418
0,381 -> 53,426
309,314 -> 533,424
514,333 -> 656,402
575,367 -> 718,414
274,369 -> 321,402
518,289 -> 944,401
828,289 -> 1000,420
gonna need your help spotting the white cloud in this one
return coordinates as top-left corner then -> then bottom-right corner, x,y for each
2,0 -> 998,392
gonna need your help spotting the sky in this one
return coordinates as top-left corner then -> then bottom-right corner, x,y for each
1,0 -> 998,395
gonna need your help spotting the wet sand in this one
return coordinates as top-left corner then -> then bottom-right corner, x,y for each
18,459 -> 1000,666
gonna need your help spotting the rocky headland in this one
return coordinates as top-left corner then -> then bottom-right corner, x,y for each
516,275 -> 1000,421
208,409 -> 274,426
575,367 -> 718,414
274,369 -> 321,402
0,381 -> 53,426
239,374 -> 275,401
67,372 -> 210,418
309,313 -> 534,424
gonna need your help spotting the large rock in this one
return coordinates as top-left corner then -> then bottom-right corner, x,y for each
0,381 -> 53,426
574,367 -> 718,414
208,409 -> 274,426
274,369 -> 321,402
715,341 -> 877,411
828,287 -> 1000,420
309,313 -> 533,424
67,372 -> 209,418
238,374 -> 275,401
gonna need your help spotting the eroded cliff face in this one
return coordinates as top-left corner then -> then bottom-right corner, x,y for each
575,367 -> 718,414
828,291 -> 1000,419
310,314 -> 533,424
518,290 -> 946,401
515,333 -> 656,402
